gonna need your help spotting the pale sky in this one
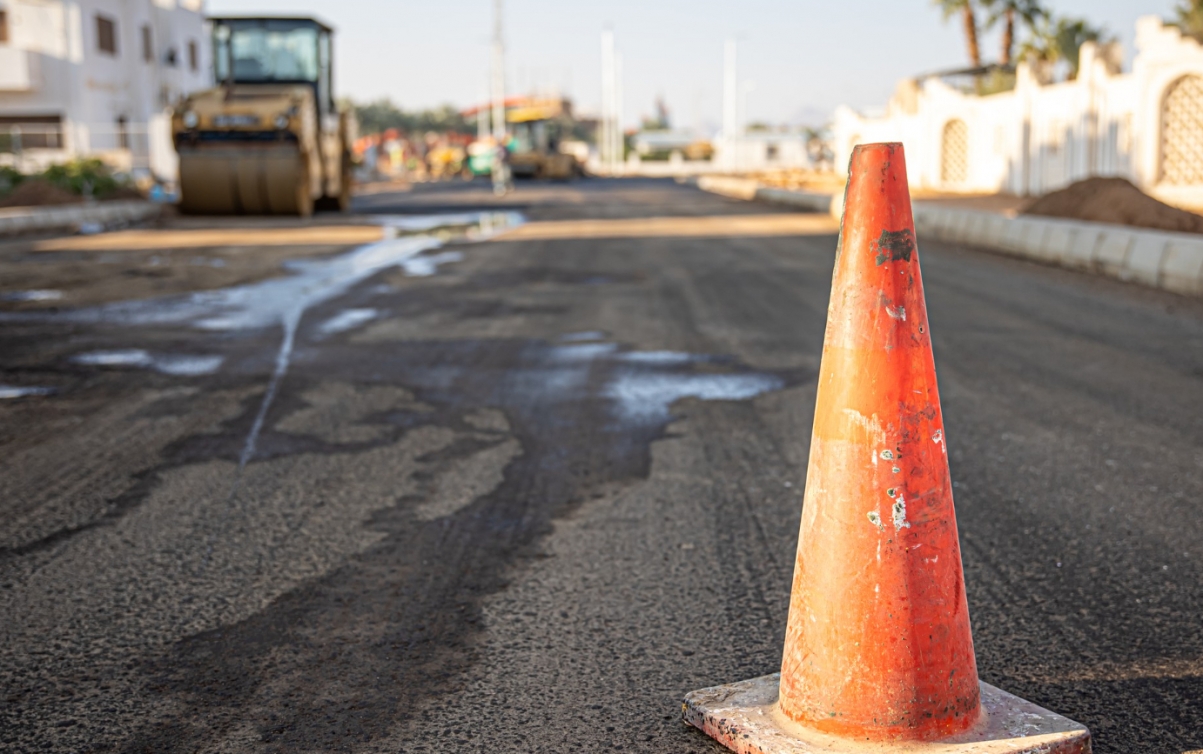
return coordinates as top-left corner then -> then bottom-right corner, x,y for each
207,0 -> 1175,131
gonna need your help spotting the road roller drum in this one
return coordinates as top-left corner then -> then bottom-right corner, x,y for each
178,147 -> 310,216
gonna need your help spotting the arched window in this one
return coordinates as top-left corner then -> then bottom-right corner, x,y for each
1161,74 -> 1203,185
941,119 -> 968,185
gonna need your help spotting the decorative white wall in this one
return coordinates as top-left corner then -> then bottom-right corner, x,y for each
833,16 -> 1203,207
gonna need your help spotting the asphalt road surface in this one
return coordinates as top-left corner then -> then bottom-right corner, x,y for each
2,179 -> 1202,754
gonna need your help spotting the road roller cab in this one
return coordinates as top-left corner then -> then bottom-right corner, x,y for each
173,17 -> 353,216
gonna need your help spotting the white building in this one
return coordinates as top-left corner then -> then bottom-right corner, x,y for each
833,16 -> 1203,208
0,0 -> 208,181
713,131 -> 814,171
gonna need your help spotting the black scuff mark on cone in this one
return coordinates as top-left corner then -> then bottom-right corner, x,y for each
873,228 -> 915,266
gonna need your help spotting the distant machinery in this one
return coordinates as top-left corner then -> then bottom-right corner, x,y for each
172,16 -> 354,216
463,96 -> 583,180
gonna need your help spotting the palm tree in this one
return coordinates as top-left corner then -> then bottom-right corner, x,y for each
1018,15 -> 1109,79
1017,17 -> 1057,66
981,0 -> 1046,66
933,0 -> 982,68
1174,0 -> 1203,43
1054,18 -> 1109,78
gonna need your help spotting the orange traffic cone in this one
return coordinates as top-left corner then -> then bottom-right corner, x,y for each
683,143 -> 1091,753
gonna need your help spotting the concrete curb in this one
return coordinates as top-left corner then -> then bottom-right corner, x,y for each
0,200 -> 163,238
911,206 -> 1203,297
697,176 -> 843,218
694,179 -> 1203,297
756,186 -> 843,217
696,176 -> 760,201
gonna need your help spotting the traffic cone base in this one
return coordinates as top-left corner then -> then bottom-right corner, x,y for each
683,675 -> 1091,754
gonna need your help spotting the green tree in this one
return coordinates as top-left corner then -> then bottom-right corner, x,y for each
933,0 -> 983,68
981,0 -> 1046,65
1060,19 -> 1108,77
1173,0 -> 1203,43
1018,16 -> 1055,65
1019,15 -> 1110,79
409,105 -> 471,134
352,99 -> 472,137
353,98 -> 406,135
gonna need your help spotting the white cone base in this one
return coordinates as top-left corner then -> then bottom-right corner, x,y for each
683,674 -> 1091,753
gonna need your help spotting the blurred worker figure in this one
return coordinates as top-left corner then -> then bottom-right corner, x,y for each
492,136 -> 512,196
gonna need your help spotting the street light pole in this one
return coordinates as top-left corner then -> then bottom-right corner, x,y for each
601,28 -> 615,173
491,0 -> 506,142
614,51 -> 623,173
478,83 -> 489,141
722,39 -> 737,141
740,80 -> 756,137
738,79 -> 756,173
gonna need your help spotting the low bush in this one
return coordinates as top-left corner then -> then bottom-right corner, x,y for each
41,158 -> 124,198
0,160 -> 142,206
0,165 -> 24,196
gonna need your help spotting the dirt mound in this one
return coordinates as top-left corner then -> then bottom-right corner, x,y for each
0,179 -> 143,209
0,179 -> 83,209
1021,177 -> 1203,235
102,185 -> 145,202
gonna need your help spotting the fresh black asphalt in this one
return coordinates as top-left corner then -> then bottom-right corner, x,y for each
1,178 -> 1201,753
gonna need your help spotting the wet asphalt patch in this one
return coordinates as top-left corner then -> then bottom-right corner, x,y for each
114,336 -> 801,753
0,209 -> 807,752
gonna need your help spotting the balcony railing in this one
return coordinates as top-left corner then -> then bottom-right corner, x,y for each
0,124 -> 64,151
0,122 -> 156,173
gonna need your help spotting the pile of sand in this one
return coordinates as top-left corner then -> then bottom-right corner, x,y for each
0,179 -> 83,209
1022,177 -> 1203,235
0,180 -> 141,209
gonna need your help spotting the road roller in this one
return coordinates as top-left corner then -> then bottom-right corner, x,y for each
172,16 -> 354,216
506,99 -> 581,180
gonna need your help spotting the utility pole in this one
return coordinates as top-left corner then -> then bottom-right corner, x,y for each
740,80 -> 756,137
614,51 -> 623,172
491,0 -> 506,142
722,39 -> 737,141
477,84 -> 489,141
601,28 -> 615,173
491,0 -> 510,194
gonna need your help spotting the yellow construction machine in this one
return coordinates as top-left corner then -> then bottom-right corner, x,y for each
506,99 -> 581,180
172,16 -> 353,216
